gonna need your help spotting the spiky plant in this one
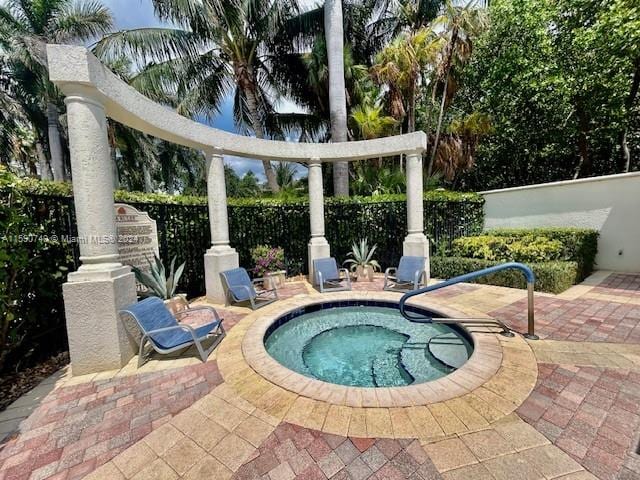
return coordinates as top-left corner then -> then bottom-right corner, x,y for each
132,254 -> 185,300
343,238 -> 381,273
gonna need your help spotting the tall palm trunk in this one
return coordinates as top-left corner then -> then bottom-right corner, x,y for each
47,102 -> 65,181
111,148 -> 120,189
428,70 -> 450,177
429,25 -> 459,177
242,84 -> 280,193
407,85 -> 417,133
142,163 -> 153,192
35,141 -> 52,180
325,0 -> 349,196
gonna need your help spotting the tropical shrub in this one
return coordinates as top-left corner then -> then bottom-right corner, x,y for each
343,239 -> 381,272
436,227 -> 598,292
131,254 -> 185,300
451,235 -> 564,263
0,167 -> 72,373
431,257 -> 578,293
251,246 -> 285,277
486,228 -> 598,278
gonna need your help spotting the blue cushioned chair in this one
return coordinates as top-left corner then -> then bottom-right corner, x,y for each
220,267 -> 278,309
383,256 -> 427,292
120,297 -> 225,367
313,257 -> 352,293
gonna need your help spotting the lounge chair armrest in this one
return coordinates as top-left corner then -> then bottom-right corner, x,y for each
175,305 -> 222,322
413,269 -> 425,289
339,268 -> 352,289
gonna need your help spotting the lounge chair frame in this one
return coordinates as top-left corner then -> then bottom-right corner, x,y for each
314,258 -> 352,293
384,257 -> 427,292
220,268 -> 279,310
120,302 -> 225,367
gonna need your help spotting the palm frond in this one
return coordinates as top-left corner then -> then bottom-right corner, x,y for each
0,5 -> 27,34
92,27 -> 203,67
150,0 -> 212,34
49,0 -> 113,43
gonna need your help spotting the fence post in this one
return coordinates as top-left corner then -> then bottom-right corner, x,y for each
204,148 -> 239,303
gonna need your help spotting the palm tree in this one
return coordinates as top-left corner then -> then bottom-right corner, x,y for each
95,0 -> 300,194
427,0 -> 487,176
0,0 -> 113,181
324,0 -> 349,196
274,161 -> 299,190
0,54 -> 52,179
351,103 -> 398,140
372,27 -> 441,133
277,1 -> 389,196
369,0 -> 445,48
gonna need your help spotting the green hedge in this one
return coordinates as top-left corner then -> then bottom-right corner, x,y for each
431,257 -> 578,294
451,235 -> 564,263
13,177 -> 484,206
0,168 -> 73,373
485,227 -> 598,280
10,173 -> 486,294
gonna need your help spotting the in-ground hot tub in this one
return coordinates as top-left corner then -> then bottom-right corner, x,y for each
264,301 -> 473,388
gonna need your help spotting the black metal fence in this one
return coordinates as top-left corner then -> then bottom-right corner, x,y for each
25,194 -> 484,297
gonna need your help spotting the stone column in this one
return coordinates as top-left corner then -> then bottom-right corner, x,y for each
204,149 -> 239,303
403,150 -> 430,280
307,159 -> 330,283
61,86 -> 137,375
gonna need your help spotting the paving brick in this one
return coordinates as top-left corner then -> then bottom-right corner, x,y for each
333,440 -> 359,465
344,457 -> 373,480
422,438 -> 477,473
317,452 -> 344,478
359,445 -> 387,473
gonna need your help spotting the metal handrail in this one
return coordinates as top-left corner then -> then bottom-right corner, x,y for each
399,262 -> 538,339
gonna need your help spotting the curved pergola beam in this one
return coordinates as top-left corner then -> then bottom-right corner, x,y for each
47,45 -> 426,163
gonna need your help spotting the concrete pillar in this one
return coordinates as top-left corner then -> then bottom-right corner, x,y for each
403,150 -> 430,280
61,86 -> 137,375
204,149 -> 239,303
307,159 -> 330,282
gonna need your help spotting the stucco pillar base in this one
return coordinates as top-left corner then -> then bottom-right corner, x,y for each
205,246 -> 239,304
62,269 -> 137,375
403,233 -> 431,282
308,238 -> 331,284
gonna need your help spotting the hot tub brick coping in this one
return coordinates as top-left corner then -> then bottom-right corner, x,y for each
241,294 -> 504,407
216,292 -> 538,438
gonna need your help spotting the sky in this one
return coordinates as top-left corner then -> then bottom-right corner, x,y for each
103,0 -> 307,180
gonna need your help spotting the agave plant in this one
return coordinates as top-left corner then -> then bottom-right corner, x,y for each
131,254 -> 185,300
344,239 -> 381,273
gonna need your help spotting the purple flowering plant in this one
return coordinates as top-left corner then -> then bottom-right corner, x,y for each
251,245 -> 285,277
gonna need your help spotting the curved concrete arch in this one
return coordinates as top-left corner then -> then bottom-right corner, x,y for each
46,45 -> 426,163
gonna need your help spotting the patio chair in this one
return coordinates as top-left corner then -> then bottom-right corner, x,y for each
120,296 -> 225,367
313,257 -> 352,293
220,267 -> 278,310
383,256 -> 427,292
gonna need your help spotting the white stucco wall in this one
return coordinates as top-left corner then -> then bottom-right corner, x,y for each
481,172 -> 640,272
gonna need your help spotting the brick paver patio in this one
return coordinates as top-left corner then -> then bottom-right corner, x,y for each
1,272 -> 639,479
